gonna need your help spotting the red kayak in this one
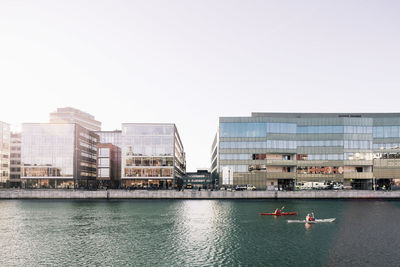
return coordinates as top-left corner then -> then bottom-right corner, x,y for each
259,212 -> 297,216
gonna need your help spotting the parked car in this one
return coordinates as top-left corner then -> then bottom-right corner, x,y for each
234,185 -> 247,191
246,185 -> 256,191
333,184 -> 344,190
185,183 -> 193,189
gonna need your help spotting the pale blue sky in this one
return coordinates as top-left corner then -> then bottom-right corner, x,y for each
1,0 -> 400,170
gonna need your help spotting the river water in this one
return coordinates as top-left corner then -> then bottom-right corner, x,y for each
0,199 -> 399,266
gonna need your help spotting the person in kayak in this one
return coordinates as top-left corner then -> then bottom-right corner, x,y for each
274,208 -> 281,215
306,212 -> 315,222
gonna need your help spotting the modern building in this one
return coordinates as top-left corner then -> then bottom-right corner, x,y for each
21,123 -> 98,189
183,169 -> 212,189
97,143 -> 121,188
50,107 -> 102,131
121,123 -> 186,189
9,132 -> 22,187
211,113 -> 400,190
95,130 -> 122,148
0,122 -> 10,187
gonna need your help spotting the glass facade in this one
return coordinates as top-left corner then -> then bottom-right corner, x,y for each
21,123 -> 98,189
121,124 -> 185,188
95,131 -> 122,148
220,122 -> 296,137
213,113 -> 400,190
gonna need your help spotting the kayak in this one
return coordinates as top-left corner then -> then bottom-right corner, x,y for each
260,212 -> 297,216
287,218 -> 336,223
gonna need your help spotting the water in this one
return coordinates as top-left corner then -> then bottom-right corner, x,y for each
0,199 -> 400,266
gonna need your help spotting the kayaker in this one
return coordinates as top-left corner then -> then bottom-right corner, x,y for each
274,208 -> 281,215
306,213 -> 315,222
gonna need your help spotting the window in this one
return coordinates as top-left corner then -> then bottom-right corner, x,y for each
99,148 -> 110,157
98,158 -> 109,167
98,168 -> 109,178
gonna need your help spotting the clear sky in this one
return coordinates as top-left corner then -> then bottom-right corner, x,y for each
1,0 -> 400,171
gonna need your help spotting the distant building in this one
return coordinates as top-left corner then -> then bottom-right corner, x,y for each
212,112 -> 400,190
50,107 -> 101,131
121,123 -> 186,189
21,123 -> 98,189
97,143 -> 121,188
9,132 -> 21,187
183,169 -> 212,189
0,122 -> 10,187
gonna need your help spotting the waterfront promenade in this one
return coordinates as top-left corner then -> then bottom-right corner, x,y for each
1,189 -> 400,199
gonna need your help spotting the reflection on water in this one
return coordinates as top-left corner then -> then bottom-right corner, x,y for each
0,200 -> 399,266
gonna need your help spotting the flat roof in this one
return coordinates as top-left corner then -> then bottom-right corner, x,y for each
251,112 -> 400,118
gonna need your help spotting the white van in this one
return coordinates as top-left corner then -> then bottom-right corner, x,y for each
300,182 -> 328,190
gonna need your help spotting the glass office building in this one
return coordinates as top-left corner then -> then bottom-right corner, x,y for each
211,113 -> 400,190
0,122 -> 10,186
121,123 -> 185,189
21,123 -> 98,189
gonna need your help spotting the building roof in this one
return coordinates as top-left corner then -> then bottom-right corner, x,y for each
251,112 -> 400,118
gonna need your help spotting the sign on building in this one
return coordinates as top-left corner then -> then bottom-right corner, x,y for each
222,167 -> 233,185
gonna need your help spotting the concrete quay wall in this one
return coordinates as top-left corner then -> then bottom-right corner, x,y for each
1,189 -> 400,199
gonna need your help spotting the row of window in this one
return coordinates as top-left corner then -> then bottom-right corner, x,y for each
125,157 -> 174,167
80,171 -> 96,177
298,140 -> 343,147
298,154 -> 345,160
124,167 -> 173,177
373,126 -> 400,138
220,141 -> 297,149
297,166 -> 344,174
98,168 -> 110,178
123,125 -> 174,136
220,123 -> 297,137
344,140 -> 372,149
79,132 -> 98,143
22,167 -> 65,177
79,141 -> 97,151
220,153 -> 371,161
219,165 -> 248,172
80,162 -> 97,168
373,143 -> 400,149
220,152 -> 379,162
298,126 -> 372,134
220,165 -> 347,174
220,124 -> 378,137
98,148 -> 110,157
220,140 -> 373,149
220,154 -> 293,160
